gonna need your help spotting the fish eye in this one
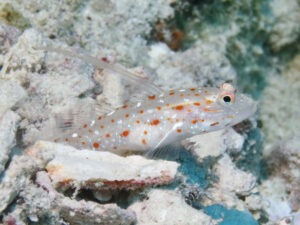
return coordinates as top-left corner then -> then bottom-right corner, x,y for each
223,95 -> 231,103
219,83 -> 236,105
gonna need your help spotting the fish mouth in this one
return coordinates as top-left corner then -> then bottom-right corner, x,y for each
230,94 -> 257,126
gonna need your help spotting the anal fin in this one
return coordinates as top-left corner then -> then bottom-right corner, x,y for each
146,142 -> 182,160
146,123 -> 183,160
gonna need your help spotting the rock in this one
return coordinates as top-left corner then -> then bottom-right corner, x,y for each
0,23 -> 21,54
261,55 -> 300,148
266,137 -> 300,184
129,189 -> 216,225
202,187 -> 247,210
292,213 -> 300,225
269,0 -> 300,50
3,171 -> 137,225
265,212 -> 300,225
1,0 -> 175,65
0,110 -> 20,174
259,178 -> 292,222
0,79 -> 27,117
148,41 -> 236,90
58,196 -> 136,225
0,155 -> 41,213
0,28 -> 45,81
182,128 -> 244,162
265,137 -> 300,211
182,130 -> 227,161
213,154 -> 256,196
261,137 -> 300,221
0,28 -> 97,146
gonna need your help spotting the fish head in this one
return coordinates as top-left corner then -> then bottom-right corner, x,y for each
200,83 -> 257,129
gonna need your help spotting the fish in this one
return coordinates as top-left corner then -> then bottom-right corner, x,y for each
44,46 -> 257,155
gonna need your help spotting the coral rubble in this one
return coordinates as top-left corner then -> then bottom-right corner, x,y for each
129,189 -> 216,225
0,0 -> 299,224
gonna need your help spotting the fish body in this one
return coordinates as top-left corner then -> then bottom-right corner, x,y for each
56,83 -> 256,154
44,47 -> 256,154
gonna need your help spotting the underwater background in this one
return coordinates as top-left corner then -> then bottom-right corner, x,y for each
0,0 -> 299,224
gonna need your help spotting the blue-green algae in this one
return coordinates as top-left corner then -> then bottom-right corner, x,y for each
204,204 -> 259,225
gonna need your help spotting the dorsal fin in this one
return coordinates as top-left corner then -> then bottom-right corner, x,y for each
39,45 -> 163,98
94,104 -> 116,116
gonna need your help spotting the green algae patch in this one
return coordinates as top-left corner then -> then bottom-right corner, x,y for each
0,2 -> 31,30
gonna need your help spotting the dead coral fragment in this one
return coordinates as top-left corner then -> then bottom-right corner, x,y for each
28,141 -> 179,190
46,149 -> 179,190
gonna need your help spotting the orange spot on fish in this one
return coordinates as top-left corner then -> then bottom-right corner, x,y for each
144,130 -> 148,135
166,103 -> 170,107
201,119 -> 205,122
210,122 -> 219,126
106,133 -> 110,138
136,120 -> 140,124
148,95 -> 156,100
174,105 -> 184,110
190,88 -> 196,91
111,119 -> 115,123
194,93 -> 200,97
100,125 -> 104,129
125,114 -> 129,118
177,129 -> 182,133
206,99 -> 213,104
187,109 -> 192,113
140,110 -> 144,114
169,91 -> 175,96
113,146 -> 117,150
203,108 -> 220,113
193,102 -> 201,106
65,138 -> 69,142
122,105 -> 128,109
83,124 -> 88,128
157,106 -> 161,110
191,119 -> 198,124
121,130 -> 130,137
93,142 -> 100,148
98,116 -> 102,120
180,93 -> 184,98
150,119 -> 160,125
142,139 -> 147,145
81,141 -> 86,145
